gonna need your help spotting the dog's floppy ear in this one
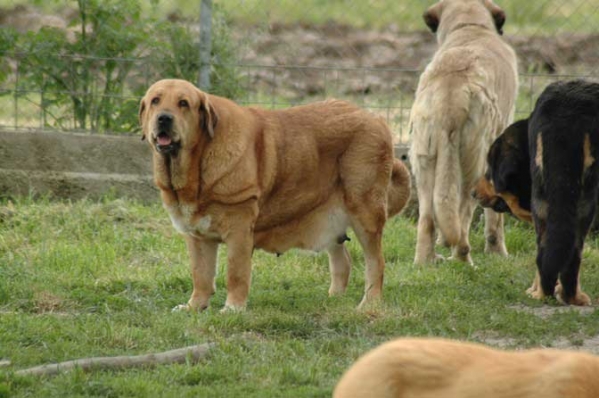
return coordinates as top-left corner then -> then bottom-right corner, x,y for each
483,0 -> 506,35
423,2 -> 442,33
139,98 -> 146,141
199,92 -> 218,139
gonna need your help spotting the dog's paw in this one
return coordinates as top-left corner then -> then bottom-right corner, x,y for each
220,304 -> 246,314
172,300 -> 208,312
357,296 -> 383,312
485,242 -> 508,257
556,291 -> 592,306
526,288 -> 545,300
172,304 -> 192,312
414,253 -> 445,265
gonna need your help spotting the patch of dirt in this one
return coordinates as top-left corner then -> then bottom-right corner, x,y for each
473,304 -> 599,355
508,303 -> 596,320
233,23 -> 599,98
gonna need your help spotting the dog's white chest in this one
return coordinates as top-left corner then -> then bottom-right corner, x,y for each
165,204 -> 218,238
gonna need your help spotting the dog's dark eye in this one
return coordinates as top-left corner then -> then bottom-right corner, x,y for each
179,99 -> 189,108
151,97 -> 160,105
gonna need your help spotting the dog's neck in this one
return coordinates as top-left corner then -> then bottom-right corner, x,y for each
452,22 -> 493,33
152,144 -> 205,203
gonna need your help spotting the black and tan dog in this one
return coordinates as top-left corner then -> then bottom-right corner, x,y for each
474,80 -> 599,305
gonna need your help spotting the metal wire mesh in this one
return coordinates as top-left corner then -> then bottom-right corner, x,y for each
1,0 -> 598,142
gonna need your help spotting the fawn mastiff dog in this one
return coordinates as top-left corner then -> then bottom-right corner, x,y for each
334,338 -> 599,398
474,80 -> 599,306
409,0 -> 518,264
139,79 -> 411,311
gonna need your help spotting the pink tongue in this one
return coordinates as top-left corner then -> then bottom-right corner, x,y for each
157,135 -> 172,146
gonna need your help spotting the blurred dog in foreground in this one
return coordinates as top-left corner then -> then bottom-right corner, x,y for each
334,338 -> 599,398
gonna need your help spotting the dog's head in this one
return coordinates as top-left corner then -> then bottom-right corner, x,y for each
472,119 -> 533,223
139,79 -> 218,156
424,0 -> 506,41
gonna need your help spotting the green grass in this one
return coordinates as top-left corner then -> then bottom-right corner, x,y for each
1,197 -> 598,397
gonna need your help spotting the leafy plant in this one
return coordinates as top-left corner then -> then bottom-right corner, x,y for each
10,0 -> 243,133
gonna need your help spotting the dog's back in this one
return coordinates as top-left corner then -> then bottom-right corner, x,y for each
529,80 -> 599,303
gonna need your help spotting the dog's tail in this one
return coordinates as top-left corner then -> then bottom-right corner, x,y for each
387,158 -> 411,217
432,128 -> 462,247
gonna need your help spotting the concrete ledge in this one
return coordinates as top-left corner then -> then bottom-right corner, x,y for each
0,130 -> 157,202
0,130 -> 412,204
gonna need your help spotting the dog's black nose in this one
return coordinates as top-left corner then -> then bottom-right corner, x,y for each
157,113 -> 173,127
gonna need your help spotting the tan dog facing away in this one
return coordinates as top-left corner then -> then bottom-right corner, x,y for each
139,79 -> 411,311
334,338 -> 599,398
409,0 -> 518,264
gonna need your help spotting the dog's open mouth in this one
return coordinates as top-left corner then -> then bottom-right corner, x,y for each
155,132 -> 180,155
157,132 -> 172,146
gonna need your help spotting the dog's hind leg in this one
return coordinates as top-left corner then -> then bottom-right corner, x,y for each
327,243 -> 352,296
483,208 -> 508,256
556,247 -> 591,306
353,223 -> 385,309
414,158 -> 439,264
345,201 -> 387,308
556,210 -> 593,306
450,187 -> 476,264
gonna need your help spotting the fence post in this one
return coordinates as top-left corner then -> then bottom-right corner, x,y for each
198,0 -> 213,91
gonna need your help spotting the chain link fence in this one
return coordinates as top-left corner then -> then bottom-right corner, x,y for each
1,0 -> 598,142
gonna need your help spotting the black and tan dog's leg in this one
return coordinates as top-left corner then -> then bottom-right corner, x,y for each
556,216 -> 593,305
526,270 -> 543,299
530,216 -> 549,300
556,255 -> 591,306
327,243 -> 352,296
175,235 -> 218,311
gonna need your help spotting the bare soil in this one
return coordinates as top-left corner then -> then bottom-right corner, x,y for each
233,22 -> 599,98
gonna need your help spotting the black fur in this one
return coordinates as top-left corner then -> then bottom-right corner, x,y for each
485,118 -> 531,215
482,80 -> 599,304
529,80 -> 599,303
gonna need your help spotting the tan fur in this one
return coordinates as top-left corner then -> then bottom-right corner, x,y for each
584,133 -> 595,171
409,0 -> 518,265
535,134 -> 543,170
334,338 -> 599,398
472,178 -> 532,223
140,79 -> 411,311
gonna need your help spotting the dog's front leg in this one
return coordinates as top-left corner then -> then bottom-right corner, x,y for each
174,235 -> 218,312
222,226 -> 254,312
